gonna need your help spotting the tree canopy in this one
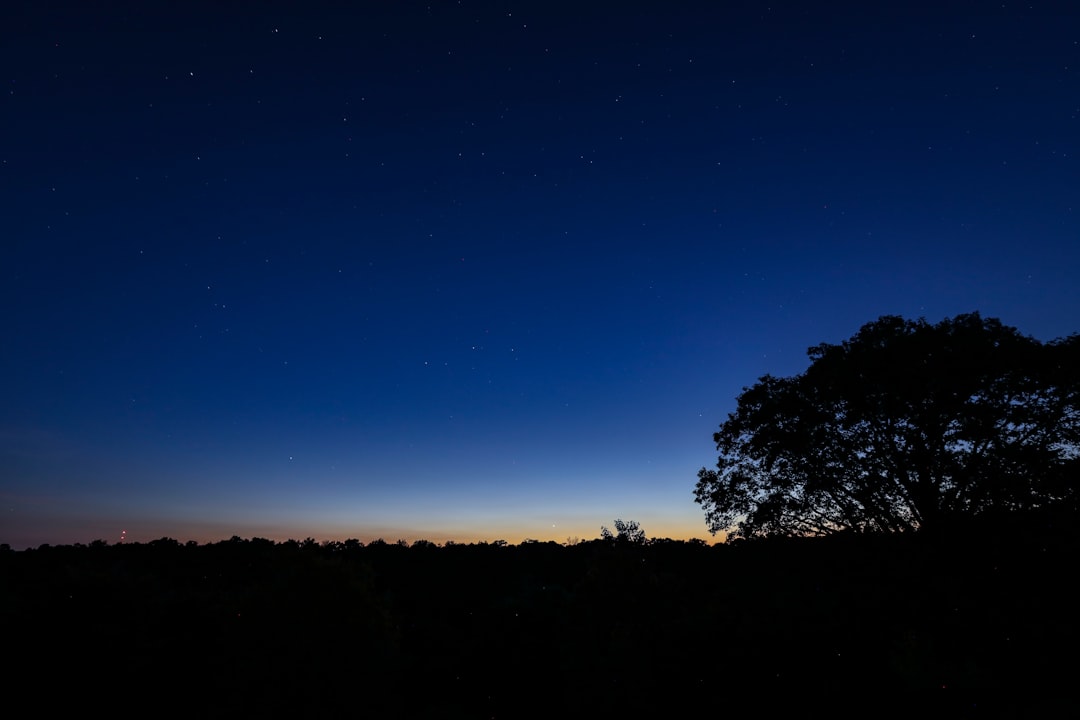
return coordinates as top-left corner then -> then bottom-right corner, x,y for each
694,313 -> 1079,539
600,519 -> 647,544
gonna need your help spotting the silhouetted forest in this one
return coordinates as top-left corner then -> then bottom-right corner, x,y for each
4,520 -> 1078,715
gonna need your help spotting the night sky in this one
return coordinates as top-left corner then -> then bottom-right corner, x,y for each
3,1 -> 1078,549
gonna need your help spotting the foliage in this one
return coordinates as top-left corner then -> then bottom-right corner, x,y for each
694,313 -> 1079,539
600,518 -> 647,544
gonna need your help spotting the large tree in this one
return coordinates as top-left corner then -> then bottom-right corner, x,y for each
694,313 -> 1079,539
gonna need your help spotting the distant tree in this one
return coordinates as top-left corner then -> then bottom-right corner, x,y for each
600,519 -> 647,544
694,313 -> 1079,539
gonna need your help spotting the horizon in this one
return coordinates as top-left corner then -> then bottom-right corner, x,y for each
2,513 -> 720,551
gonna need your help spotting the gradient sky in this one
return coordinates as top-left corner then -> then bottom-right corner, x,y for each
3,1 -> 1078,548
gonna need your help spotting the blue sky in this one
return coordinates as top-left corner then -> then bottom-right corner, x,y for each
2,1 -> 1078,547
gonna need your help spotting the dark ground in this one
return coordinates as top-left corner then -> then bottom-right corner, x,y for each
3,523 -> 1077,716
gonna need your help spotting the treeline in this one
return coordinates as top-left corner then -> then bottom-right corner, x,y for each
3,529 -> 1078,714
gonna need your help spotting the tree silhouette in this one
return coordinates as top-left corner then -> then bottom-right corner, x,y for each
600,519 -> 647,544
694,313 -> 1079,539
